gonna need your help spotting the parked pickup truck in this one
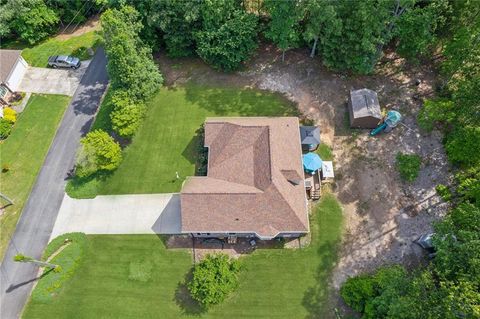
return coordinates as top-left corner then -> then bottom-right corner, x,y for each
47,55 -> 81,69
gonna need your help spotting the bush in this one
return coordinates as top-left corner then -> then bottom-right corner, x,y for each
3,107 -> 17,123
396,153 -> 422,182
109,90 -> 146,138
445,126 -> 480,167
32,233 -> 88,303
188,254 -> 241,308
75,130 -> 122,178
417,98 -> 454,132
0,119 -> 13,139
340,275 -> 375,312
436,184 -> 452,201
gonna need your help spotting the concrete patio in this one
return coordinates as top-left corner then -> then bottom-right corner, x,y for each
50,193 -> 181,241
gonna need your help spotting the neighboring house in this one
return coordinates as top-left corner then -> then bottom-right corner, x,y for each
180,117 -> 309,241
0,50 -> 28,104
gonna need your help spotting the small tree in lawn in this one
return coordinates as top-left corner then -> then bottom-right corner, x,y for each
264,0 -> 302,62
75,130 -> 122,178
188,254 -> 241,308
109,90 -> 146,139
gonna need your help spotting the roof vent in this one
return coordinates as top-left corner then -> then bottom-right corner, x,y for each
288,179 -> 301,186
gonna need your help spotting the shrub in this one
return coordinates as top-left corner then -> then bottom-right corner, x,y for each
340,275 -> 375,312
109,90 -> 146,138
75,130 -> 122,178
436,184 -> 452,201
188,254 -> 241,308
0,119 -> 13,139
445,126 -> 480,167
2,163 -> 10,173
3,107 -> 17,123
396,153 -> 422,182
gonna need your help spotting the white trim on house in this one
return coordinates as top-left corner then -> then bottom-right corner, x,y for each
4,56 -> 28,92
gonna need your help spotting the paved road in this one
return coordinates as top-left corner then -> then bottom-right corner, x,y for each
0,48 -> 108,319
51,194 -> 181,239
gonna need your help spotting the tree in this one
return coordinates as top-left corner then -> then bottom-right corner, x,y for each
193,0 -> 258,71
302,0 -> 340,58
75,130 -> 122,177
264,0 -> 302,62
156,0 -> 201,57
101,5 -> 163,100
188,254 -> 240,307
195,8 -> 258,71
11,0 -> 59,44
445,126 -> 480,167
395,6 -> 437,63
109,90 -> 146,138
314,0 -> 394,74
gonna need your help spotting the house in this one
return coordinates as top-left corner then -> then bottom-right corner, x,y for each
180,117 -> 309,241
0,50 -> 28,104
348,88 -> 382,128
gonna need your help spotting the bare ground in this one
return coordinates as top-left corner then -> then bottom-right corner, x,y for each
157,44 -> 451,315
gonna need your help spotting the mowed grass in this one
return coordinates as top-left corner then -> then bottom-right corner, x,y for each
21,31 -> 101,67
67,84 -> 299,197
23,193 -> 343,319
0,94 -> 70,258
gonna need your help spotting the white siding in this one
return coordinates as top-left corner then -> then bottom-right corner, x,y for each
5,56 -> 28,92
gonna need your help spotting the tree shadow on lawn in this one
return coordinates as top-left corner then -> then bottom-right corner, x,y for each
302,241 -> 340,319
174,269 -> 207,316
182,126 -> 208,176
183,84 -> 300,117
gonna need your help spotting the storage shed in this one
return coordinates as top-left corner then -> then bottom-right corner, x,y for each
348,89 -> 382,129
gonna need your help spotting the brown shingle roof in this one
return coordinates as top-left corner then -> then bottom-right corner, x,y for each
181,117 -> 309,239
0,50 -> 22,83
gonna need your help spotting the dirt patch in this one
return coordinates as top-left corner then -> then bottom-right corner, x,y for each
55,15 -> 100,40
157,44 -> 452,316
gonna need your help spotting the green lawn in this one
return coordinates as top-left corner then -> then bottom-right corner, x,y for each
23,193 -> 343,319
0,94 -> 70,258
21,31 -> 101,67
67,84 -> 299,198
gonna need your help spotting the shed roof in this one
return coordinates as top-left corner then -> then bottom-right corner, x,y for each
300,126 -> 321,145
180,117 -> 309,239
0,50 -> 22,83
350,89 -> 382,119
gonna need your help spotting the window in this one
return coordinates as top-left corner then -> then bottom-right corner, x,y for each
0,85 -> 7,99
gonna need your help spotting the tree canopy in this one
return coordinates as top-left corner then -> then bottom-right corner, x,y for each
101,5 -> 163,100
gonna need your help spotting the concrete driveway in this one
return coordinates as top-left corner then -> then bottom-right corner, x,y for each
50,193 -> 182,240
17,61 -> 90,96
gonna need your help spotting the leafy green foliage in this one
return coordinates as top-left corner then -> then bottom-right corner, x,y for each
32,233 -> 88,303
264,0 -> 302,59
75,130 -> 122,178
395,7 -> 437,63
417,98 -> 454,132
0,119 -> 13,139
456,167 -> 480,206
445,127 -> 480,167
396,153 -> 421,182
340,275 -> 375,312
313,0 -> 393,74
101,5 -> 163,100
436,184 -> 452,201
109,90 -> 146,138
195,0 -> 258,71
188,254 -> 241,308
156,0 -> 201,57
11,0 -> 59,44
